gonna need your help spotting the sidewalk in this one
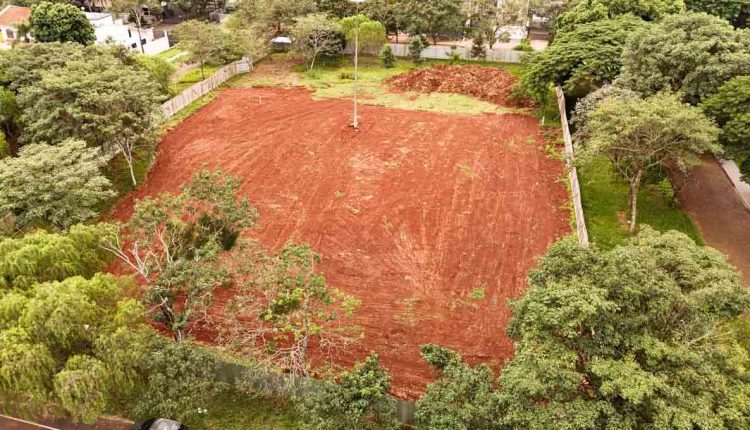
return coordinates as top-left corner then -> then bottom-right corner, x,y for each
676,157 -> 750,283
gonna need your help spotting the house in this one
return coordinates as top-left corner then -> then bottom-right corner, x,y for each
85,12 -> 170,55
0,5 -> 30,48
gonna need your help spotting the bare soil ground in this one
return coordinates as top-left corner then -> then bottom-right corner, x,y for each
386,65 -> 533,108
113,86 -> 569,399
676,157 -> 750,283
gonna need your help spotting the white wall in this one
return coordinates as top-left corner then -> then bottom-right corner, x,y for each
86,12 -> 171,55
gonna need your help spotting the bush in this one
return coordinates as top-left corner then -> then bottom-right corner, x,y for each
445,50 -> 462,64
658,177 -> 676,207
0,133 -> 7,160
408,35 -> 428,65
513,38 -> 533,52
380,44 -> 395,68
741,158 -> 750,184
470,33 -> 486,60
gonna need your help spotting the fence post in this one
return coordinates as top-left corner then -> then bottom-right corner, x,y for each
555,85 -> 590,246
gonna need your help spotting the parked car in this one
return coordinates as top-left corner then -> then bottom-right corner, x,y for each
131,418 -> 188,430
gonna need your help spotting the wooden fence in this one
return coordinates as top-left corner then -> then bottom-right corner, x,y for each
555,86 -> 590,246
160,58 -> 253,118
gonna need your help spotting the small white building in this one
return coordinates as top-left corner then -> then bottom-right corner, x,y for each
0,5 -> 30,48
85,12 -> 170,55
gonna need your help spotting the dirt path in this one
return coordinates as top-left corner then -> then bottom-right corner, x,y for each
113,87 -> 570,399
676,157 -> 750,283
170,61 -> 197,82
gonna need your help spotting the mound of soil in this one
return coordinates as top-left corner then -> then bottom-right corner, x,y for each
386,65 -> 533,108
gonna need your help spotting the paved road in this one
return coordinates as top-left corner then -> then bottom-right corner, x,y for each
0,415 -> 132,430
676,157 -> 750,283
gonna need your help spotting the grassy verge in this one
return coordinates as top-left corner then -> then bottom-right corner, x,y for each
154,47 -> 188,63
181,390 -> 300,430
172,64 -> 222,94
578,157 -> 703,249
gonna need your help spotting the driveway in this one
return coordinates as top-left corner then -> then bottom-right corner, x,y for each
676,157 -> 750,283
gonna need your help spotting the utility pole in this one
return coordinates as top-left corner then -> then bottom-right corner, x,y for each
350,0 -> 366,129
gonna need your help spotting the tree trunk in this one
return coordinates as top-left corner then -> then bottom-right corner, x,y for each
125,153 -> 137,186
136,18 -> 145,54
200,61 -> 205,80
628,172 -> 643,234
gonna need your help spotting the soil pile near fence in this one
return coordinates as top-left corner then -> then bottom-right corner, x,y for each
386,65 -> 533,108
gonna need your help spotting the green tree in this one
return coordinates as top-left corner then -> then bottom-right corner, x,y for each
570,84 -> 640,143
0,42 -> 86,92
364,0 -> 403,39
522,15 -> 646,102
174,20 -> 221,80
498,229 -> 750,428
29,1 -> 95,44
17,55 -> 162,185
555,0 -> 683,34
415,344 -> 498,430
236,0 -> 317,35
0,224 -> 113,290
618,12 -> 750,105
685,0 -> 749,28
701,76 -> 750,159
103,168 -> 257,341
110,0 -> 162,53
54,355 -> 109,424
400,0 -> 464,45
295,354 -> 399,430
223,243 -> 360,377
578,94 -> 719,233
291,13 -> 342,70
340,14 -> 387,53
0,140 -> 114,229
316,0 -> 357,18
408,34 -> 428,64
380,44 -> 395,68
131,53 -> 177,97
0,88 -> 19,157
136,340 -> 228,423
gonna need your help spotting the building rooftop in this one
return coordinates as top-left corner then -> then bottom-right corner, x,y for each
0,5 -> 31,27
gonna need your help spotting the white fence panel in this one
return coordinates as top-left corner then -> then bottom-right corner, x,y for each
346,42 -> 525,63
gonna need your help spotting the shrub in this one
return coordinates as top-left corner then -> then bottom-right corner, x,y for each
380,44 -> 395,68
470,33 -> 487,60
513,38 -> 533,52
408,35 -> 428,65
446,50 -> 462,64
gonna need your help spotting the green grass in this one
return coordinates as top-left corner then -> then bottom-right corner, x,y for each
578,157 -> 703,249
290,55 -> 528,116
182,390 -> 300,430
172,64 -> 222,94
154,47 -> 188,63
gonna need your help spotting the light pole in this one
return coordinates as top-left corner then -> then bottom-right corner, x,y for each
350,0 -> 366,129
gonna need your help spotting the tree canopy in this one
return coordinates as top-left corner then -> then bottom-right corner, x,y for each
29,1 -> 95,45
618,12 -> 750,105
0,140 -> 114,229
498,229 -> 750,428
522,15 -> 647,101
291,13 -> 342,70
400,0 -> 465,44
701,75 -> 750,158
555,0 -> 684,34
685,0 -> 749,28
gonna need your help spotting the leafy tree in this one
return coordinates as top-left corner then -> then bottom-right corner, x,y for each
570,84 -> 640,143
0,273 -> 152,422
236,0 -> 317,35
340,14 -> 387,53
17,55 -> 162,185
701,76 -> 750,159
0,140 -> 114,229
0,42 -> 86,92
316,0 -> 357,18
497,229 -> 750,429
415,344 -> 498,430
136,341 -> 228,423
470,31 -> 486,59
103,168 -> 257,341
223,243 -> 360,378
618,12 -> 750,105
295,354 -> 399,430
408,34 -> 428,65
174,20 -> 222,80
291,13 -> 342,71
364,0 -> 403,38
29,1 -> 95,44
522,15 -> 646,102
555,0 -> 683,34
225,16 -> 270,64
578,94 -> 719,233
0,88 -> 19,157
685,0 -> 749,28
110,0 -> 162,54
131,53 -> 177,97
400,0 -> 464,45
380,44 -> 395,68
0,224 -> 113,290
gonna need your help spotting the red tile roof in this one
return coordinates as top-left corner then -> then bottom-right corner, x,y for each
0,5 -> 31,27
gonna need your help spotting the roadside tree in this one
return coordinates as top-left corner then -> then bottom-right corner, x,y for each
29,1 -> 95,44
701,76 -> 750,158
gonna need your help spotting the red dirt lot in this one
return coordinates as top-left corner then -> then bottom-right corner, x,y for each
113,87 -> 569,399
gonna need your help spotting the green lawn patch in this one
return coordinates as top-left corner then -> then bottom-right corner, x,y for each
578,157 -> 703,249
172,64 -> 222,94
154,47 -> 188,63
182,390 -> 300,430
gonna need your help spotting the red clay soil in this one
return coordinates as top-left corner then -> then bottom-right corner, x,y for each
675,157 -> 750,284
112,87 -> 569,399
386,65 -> 533,108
